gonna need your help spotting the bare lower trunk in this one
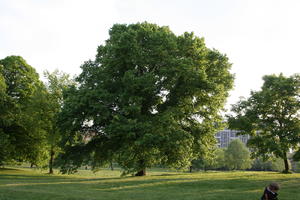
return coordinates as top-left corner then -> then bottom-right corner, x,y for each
282,151 -> 290,173
135,169 -> 146,176
110,161 -> 114,171
135,159 -> 146,176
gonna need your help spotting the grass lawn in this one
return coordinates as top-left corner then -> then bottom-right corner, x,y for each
0,168 -> 300,200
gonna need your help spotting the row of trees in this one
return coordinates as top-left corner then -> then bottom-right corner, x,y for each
0,22 -> 234,175
191,139 -> 290,172
1,22 -> 299,175
0,56 -> 73,173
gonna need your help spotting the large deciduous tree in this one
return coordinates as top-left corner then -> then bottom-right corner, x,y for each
59,22 -> 234,175
228,74 -> 300,173
0,56 -> 48,166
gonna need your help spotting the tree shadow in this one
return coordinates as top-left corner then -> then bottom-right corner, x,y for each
0,168 -> 23,171
2,170 -> 300,200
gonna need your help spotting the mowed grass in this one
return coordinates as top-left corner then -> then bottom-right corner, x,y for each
0,168 -> 300,200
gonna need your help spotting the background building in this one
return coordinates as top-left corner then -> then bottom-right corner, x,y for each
215,129 -> 250,148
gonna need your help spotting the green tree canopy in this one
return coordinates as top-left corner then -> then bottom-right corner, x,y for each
43,70 -> 74,174
191,147 -> 226,171
59,22 -> 234,175
251,157 -> 289,172
0,56 -> 48,166
0,65 -> 10,165
214,148 -> 226,170
228,74 -> 300,173
224,139 -> 252,170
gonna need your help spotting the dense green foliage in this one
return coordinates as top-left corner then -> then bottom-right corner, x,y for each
191,147 -> 226,171
0,57 -> 74,170
191,143 -> 289,172
59,22 -> 234,175
228,74 -> 300,173
251,156 -> 289,172
43,70 -> 74,173
0,68 -> 10,164
224,139 -> 252,170
0,56 -> 49,166
1,168 -> 300,200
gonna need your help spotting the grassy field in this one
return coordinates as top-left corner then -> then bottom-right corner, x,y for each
0,168 -> 300,200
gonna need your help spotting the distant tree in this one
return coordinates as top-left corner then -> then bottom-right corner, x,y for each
224,139 -> 252,170
59,22 -> 234,175
0,56 -> 48,166
191,146 -> 228,171
251,157 -> 289,172
191,145 -> 217,171
228,74 -> 300,173
213,148 -> 226,170
270,157 -> 289,172
251,158 -> 272,171
43,70 -> 74,174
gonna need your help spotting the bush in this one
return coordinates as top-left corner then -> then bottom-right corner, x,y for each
224,139 -> 252,170
251,157 -> 290,172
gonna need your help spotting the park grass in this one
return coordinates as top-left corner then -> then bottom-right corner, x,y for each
0,168 -> 300,200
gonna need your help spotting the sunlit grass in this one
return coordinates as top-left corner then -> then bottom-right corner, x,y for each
1,168 -> 300,200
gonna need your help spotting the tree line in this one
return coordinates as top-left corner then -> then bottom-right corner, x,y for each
0,22 -> 299,175
0,56 -> 74,173
191,139 -> 300,172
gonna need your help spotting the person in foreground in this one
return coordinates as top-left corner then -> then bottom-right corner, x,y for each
261,182 -> 280,200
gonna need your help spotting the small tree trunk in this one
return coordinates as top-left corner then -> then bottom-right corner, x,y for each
283,158 -> 289,172
135,159 -> 146,176
189,166 -> 193,173
49,146 -> 55,174
282,151 -> 290,173
135,169 -> 146,176
283,156 -> 290,173
110,161 -> 114,171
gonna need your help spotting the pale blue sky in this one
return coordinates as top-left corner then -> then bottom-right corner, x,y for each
1,0 -> 299,108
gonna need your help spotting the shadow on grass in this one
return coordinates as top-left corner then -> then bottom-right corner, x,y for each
2,169 -> 300,195
0,173 -> 278,191
1,170 -> 300,200
0,168 -> 23,171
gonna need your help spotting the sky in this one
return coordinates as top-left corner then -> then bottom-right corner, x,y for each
1,0 -> 300,109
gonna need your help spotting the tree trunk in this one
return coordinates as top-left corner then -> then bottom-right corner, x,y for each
49,146 -> 55,174
110,161 -> 114,171
135,169 -> 146,176
282,151 -> 290,173
189,166 -> 193,173
135,159 -> 146,176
